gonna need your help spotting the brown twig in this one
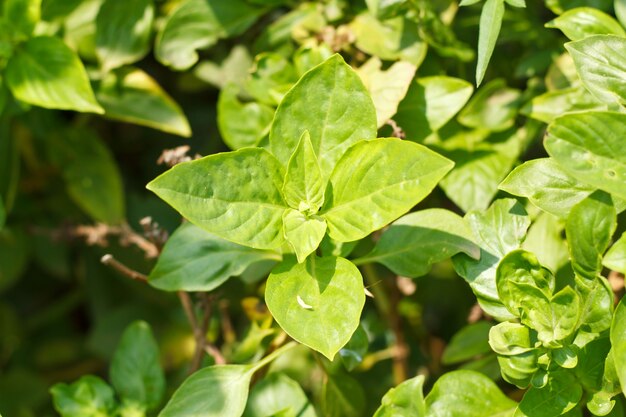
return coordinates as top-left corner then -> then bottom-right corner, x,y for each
385,119 -> 406,139
100,254 -> 148,282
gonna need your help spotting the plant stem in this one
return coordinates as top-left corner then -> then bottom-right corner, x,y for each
100,254 -> 148,282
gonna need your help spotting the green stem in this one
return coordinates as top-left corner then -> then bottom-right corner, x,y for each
251,341 -> 298,373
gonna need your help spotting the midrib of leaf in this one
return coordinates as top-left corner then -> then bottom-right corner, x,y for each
157,188 -> 288,211
354,240 -> 471,265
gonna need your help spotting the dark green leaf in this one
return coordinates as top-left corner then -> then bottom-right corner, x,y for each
322,373 -> 366,417
339,325 -> 368,372
4,0 -> 40,37
442,321 -> 492,365
0,228 -> 29,293
515,371 -> 583,416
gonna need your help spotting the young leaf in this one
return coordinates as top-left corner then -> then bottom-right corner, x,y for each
322,373 -> 366,417
489,322 -> 533,356
96,67 -> 191,137
604,232 -> 626,274
147,148 -> 288,250
4,0 -> 41,37
321,138 -> 453,242
354,209 -> 480,278
575,276 -> 613,338
458,79 -> 522,132
442,321 -> 492,365
496,250 -> 555,309
270,54 -> 377,179
565,35 -> 626,106
282,209 -> 327,263
611,298 -> 626,397
374,375 -> 426,417
50,376 -> 116,417
522,212 -> 568,274
110,321 -> 164,411
243,373 -> 316,417
265,256 -> 365,360
475,0 -> 505,86
566,191 -> 616,281
545,111 -> 626,200
282,131 -> 325,213
515,371 -> 583,416
95,0 -> 154,72
5,36 -> 103,114
545,7 -> 626,41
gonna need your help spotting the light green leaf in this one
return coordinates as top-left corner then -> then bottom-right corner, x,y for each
355,209 -> 479,278
246,53 -> 298,107
339,325 -> 368,372
282,209 -> 326,263
442,321 -> 492,365
155,0 -> 265,71
293,44 -> 333,77
0,228 -> 29,293
50,376 -> 116,417
611,298 -> 626,397
575,276 -> 613,337
546,7 -> 626,41
95,0 -> 154,72
395,76 -> 473,141
476,0 -> 505,86
460,0 -> 482,5
566,191 -> 616,281
497,350 -> 539,388
194,45 -> 253,90
96,67 -> 191,137
489,322 -> 533,356
505,0 -> 526,6
217,84 -> 273,150
283,131 -> 325,213
61,0 -> 101,62
321,138 -> 453,242
565,35 -> 626,106
604,232 -> 626,274
545,111 -> 626,200
270,54 -> 377,179
458,79 -> 522,132
5,36 -> 103,113
147,148 -> 288,250
4,0 -> 41,37
617,0 -> 626,27
356,58 -> 417,128
322,373 -> 366,417
522,212 -> 568,273
374,375 -> 426,417
110,321 -> 164,411
265,256 -> 365,360
243,373 -> 316,417
426,370 -> 517,416
521,86 -> 606,124
535,286 -> 581,345
515,372 -> 583,416
453,199 -> 530,320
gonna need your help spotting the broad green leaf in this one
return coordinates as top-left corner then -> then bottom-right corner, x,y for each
395,76 -> 473,141
489,322 -> 533,356
356,58 -> 417,128
322,373 -> 366,417
496,250 -> 555,299
575,276 -> 613,338
110,321 -> 164,411
574,337 -> 611,391
270,54 -> 377,179
217,84 -> 273,150
0,228 -> 29,293
354,209 -> 479,278
522,212 -> 568,273
147,148 -> 288,250
617,0 -> 626,27
194,45 -> 253,90
95,0 -> 154,72
604,232 -> 626,274
265,256 -> 365,360
246,53 -> 298,107
155,0 -> 265,70
458,79 -> 522,132
515,371 -> 583,416
4,0 -> 41,37
321,139 -> 453,242
149,223 -> 278,292
159,365 -> 254,417
5,36 -> 103,113
546,7 -> 626,41
48,129 -> 124,224
61,0 -> 101,62
50,376 -> 116,417
41,0 -> 82,21
530,286 -> 581,346
374,375 -> 426,417
293,44 -> 333,77
282,210 -> 326,263
96,67 -> 191,137
521,86 -> 606,124
453,199 -> 530,320
442,321 -> 492,365
283,131 -> 325,213
611,298 -> 626,397
243,373 -> 316,417
426,370 -> 517,416
566,191 -> 616,281
565,35 -> 626,106
545,111 -> 626,200
475,0 -> 505,86
339,325 -> 368,372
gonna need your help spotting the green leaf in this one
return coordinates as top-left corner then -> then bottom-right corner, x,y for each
110,321 -> 164,411
425,370 -> 517,416
4,0 -> 41,37
147,148 -> 288,250
282,209 -> 327,263
155,0 -> 265,71
521,86 -> 606,124
452,199 -> 530,320
617,0 -> 626,27
611,297 -> 626,397
283,131 -> 325,213
522,212 -> 568,274
374,375 -> 426,417
604,232 -> 626,274
339,324 -> 368,372
355,209 -> 479,278
574,337 -> 611,391
497,350 -> 539,388
0,196 -> 5,230
565,35 -> 626,106
566,191 -> 616,281
96,67 -> 191,137
545,111 -> 626,200
95,0 -> 154,72
545,7 -> 625,41
515,371 -> 583,416
534,286 -> 581,346
0,228 -> 29,293
321,138 -> 453,242
270,54 -> 377,179
194,45 -> 253,90
356,58 -> 417,128
489,322 -> 533,356
217,84 -> 273,150
246,53 -> 298,107
50,376 -> 116,417
265,256 -> 365,360
322,373 -> 366,417
458,79 -> 522,132
394,76 -> 473,142
475,0 -> 505,86
243,373 -> 316,417
149,222 -> 278,292
442,321 -> 492,365
575,276 -> 613,338
5,36 -> 103,113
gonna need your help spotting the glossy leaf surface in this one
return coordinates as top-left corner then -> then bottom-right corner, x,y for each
282,131 -> 325,213
476,0 -> 505,86
611,298 -> 626,397
546,7 -> 625,40
51,376 -> 116,417
604,232 -> 626,274
374,375 -> 426,417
